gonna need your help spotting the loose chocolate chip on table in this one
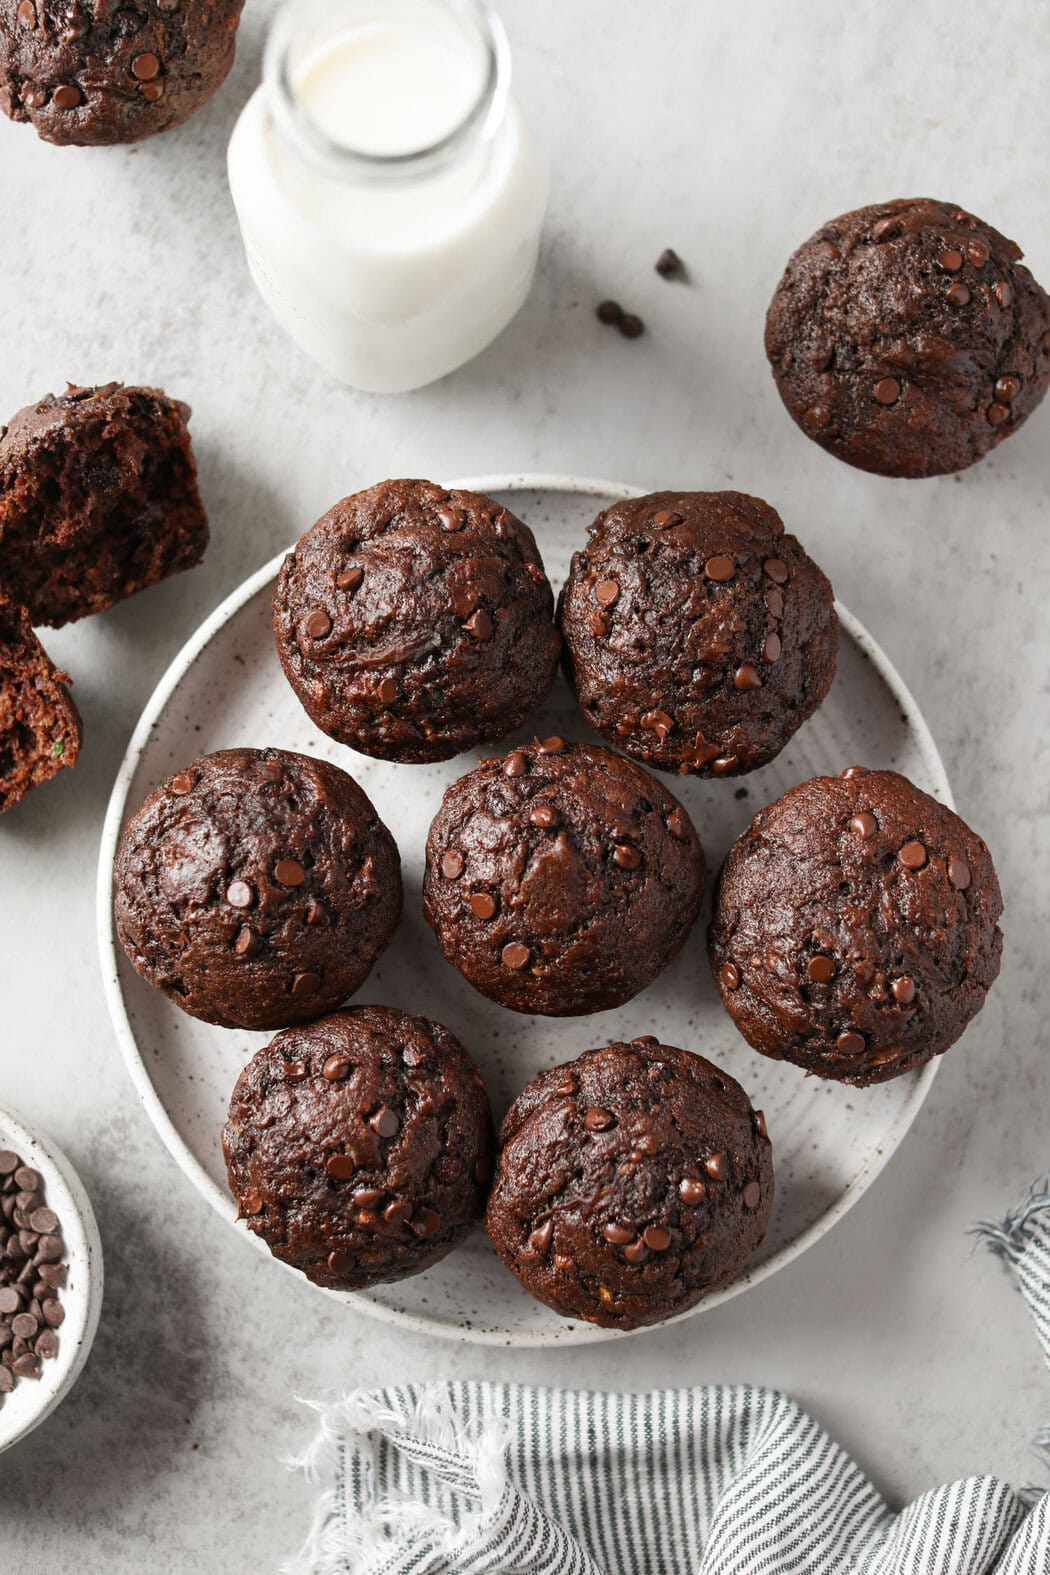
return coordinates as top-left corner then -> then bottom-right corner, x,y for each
619,313 -> 645,339
596,300 -> 623,324
655,247 -> 683,278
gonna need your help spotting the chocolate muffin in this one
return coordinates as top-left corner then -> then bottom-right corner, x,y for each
0,0 -> 244,146
709,768 -> 1003,1086
272,479 -> 561,764
423,739 -> 705,1015
559,491 -> 838,777
223,1006 -> 494,1291
485,1040 -> 773,1330
114,748 -> 402,1031
0,597 -> 80,814
765,197 -> 1050,477
0,383 -> 208,627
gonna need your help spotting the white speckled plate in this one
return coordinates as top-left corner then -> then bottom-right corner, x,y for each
98,476 -> 949,1346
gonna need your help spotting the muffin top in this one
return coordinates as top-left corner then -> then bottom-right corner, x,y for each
223,1006 -> 494,1291
765,197 -> 1050,477
559,490 -> 838,776
273,479 -> 560,763
114,748 -> 402,1031
423,739 -> 705,1015
485,1039 -> 773,1329
709,767 -> 1003,1084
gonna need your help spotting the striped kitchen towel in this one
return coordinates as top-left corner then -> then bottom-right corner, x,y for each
284,1179 -> 1050,1575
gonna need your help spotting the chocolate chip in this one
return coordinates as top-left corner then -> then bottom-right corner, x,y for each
465,609 -> 493,639
651,509 -> 681,527
321,1054 -> 351,1082
705,554 -> 735,582
370,1107 -> 399,1139
619,313 -> 645,339
34,1329 -> 58,1361
170,772 -> 194,796
283,1059 -> 308,1079
441,849 -> 465,879
233,927 -> 256,957
622,1240 -> 648,1264
290,972 -> 320,998
967,240 -> 989,268
603,1222 -> 634,1244
14,1169 -> 38,1193
352,1188 -> 383,1208
840,765 -> 869,779
891,976 -> 916,1004
411,1208 -> 442,1238
764,557 -> 789,584
948,856 -> 971,890
437,507 -> 465,531
588,609 -> 609,637
384,1200 -> 413,1227
720,962 -> 741,990
705,1152 -> 726,1180
139,80 -> 165,102
596,300 -> 623,324
52,84 -> 81,109
335,567 -> 363,591
226,880 -> 254,909
242,1188 -> 263,1216
807,954 -> 835,983
501,942 -> 530,970
470,892 -> 497,920
28,1209 -> 56,1235
131,51 -> 161,80
641,709 -> 674,741
995,376 -> 1021,402
595,578 -> 620,608
899,840 -> 927,870
655,247 -> 683,278
937,249 -> 964,272
613,843 -> 641,870
874,377 -> 901,405
275,858 -> 306,887
836,1031 -> 864,1055
528,1219 -> 553,1252
327,1250 -> 354,1275
325,1154 -> 356,1181
0,1288 -> 20,1315
987,401 -> 1010,426
0,1153 -> 16,1175
377,677 -> 398,704
850,812 -> 877,839
584,1108 -> 615,1132
871,216 -> 901,241
742,1181 -> 762,1210
643,1225 -> 671,1250
16,1 -> 35,24
679,1178 -> 706,1204
755,1109 -> 768,1138
12,1352 -> 39,1378
503,751 -> 527,778
762,632 -> 782,663
946,281 -> 971,307
734,663 -> 762,690
537,736 -> 565,754
993,280 -> 1012,308
305,609 -> 332,640
667,807 -> 689,840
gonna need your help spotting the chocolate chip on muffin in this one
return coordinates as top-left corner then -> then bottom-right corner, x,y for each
0,0 -> 244,146
0,597 -> 80,815
485,1040 -> 773,1329
114,748 -> 402,1031
0,383 -> 208,627
273,479 -> 561,764
765,198 -> 1050,477
223,1006 -> 494,1291
708,768 -> 1003,1085
423,739 -> 705,1015
559,491 -> 838,776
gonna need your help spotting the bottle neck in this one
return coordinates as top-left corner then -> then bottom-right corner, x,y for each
263,0 -> 511,187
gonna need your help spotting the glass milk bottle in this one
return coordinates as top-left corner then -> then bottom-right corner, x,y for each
227,0 -> 548,393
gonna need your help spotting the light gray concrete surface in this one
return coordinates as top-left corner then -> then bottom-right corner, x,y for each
1,2 -> 1047,1568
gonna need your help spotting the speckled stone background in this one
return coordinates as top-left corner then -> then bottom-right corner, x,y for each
1,1 -> 1048,1568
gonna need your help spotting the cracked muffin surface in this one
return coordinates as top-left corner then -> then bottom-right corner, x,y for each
273,478 -> 560,764
113,747 -> 402,1030
559,490 -> 838,777
223,1006 -> 494,1290
708,768 -> 1003,1085
0,0 -> 244,146
423,739 -> 705,1015
485,1039 -> 773,1330
765,197 -> 1050,477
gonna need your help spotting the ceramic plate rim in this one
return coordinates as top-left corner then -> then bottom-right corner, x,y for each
97,473 -> 948,1347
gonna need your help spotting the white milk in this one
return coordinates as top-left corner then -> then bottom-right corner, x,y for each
227,0 -> 548,393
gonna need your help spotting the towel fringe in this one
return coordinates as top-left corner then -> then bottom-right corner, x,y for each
970,1174 -> 1050,1263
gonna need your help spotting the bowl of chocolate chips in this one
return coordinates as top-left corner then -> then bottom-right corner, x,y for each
0,1108 -> 103,1453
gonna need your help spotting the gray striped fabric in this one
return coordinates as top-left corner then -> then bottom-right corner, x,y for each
284,1181 -> 1050,1575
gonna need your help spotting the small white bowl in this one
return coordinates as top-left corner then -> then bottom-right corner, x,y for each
0,1108 -> 103,1454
